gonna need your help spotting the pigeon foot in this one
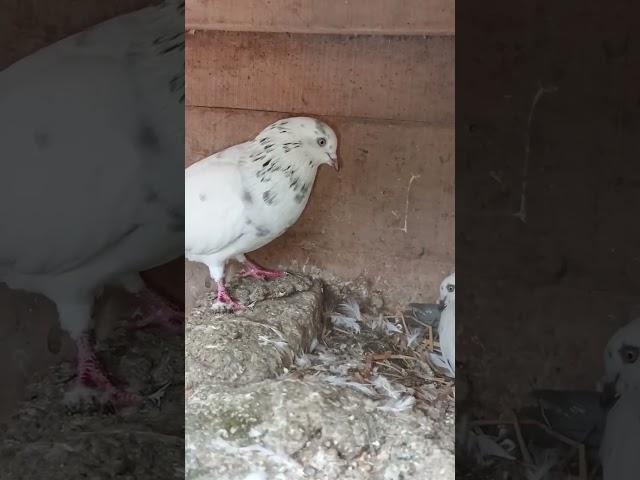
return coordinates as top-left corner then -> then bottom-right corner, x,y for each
130,287 -> 184,333
212,284 -> 244,312
74,334 -> 140,408
239,258 -> 286,280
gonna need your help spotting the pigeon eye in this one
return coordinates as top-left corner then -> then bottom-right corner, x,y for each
447,284 -> 455,293
317,137 -> 327,147
619,345 -> 639,364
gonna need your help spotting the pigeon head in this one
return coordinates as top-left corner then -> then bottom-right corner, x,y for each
602,318 -> 640,397
439,272 -> 455,308
256,117 -> 339,171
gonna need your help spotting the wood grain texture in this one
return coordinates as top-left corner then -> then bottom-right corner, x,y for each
186,31 -> 454,124
186,106 -> 454,309
186,0 -> 454,36
1,0 -> 157,68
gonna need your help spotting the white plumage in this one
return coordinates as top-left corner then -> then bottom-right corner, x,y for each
0,1 -> 184,404
600,318 -> 640,480
185,117 -> 339,310
430,272 -> 455,378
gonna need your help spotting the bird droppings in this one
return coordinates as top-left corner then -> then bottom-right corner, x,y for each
186,274 -> 454,479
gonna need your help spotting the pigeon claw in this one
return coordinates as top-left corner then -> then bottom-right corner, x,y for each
213,287 -> 245,312
130,288 -> 184,333
238,259 -> 286,280
238,268 -> 286,280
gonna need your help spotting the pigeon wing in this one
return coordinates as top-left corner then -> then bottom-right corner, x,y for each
185,145 -> 253,257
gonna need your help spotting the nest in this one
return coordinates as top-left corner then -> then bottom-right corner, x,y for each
282,292 -> 454,425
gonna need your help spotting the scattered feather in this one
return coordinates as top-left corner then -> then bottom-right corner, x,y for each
407,328 -> 423,347
295,354 -> 311,368
321,375 -> 376,397
378,395 -> 416,413
257,336 -> 289,353
370,375 -> 403,399
330,314 -> 361,333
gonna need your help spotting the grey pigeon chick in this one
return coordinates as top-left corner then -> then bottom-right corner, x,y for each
429,272 -> 455,378
185,117 -> 339,311
600,318 -> 640,480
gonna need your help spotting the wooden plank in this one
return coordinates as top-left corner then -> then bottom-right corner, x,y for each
185,106 -> 454,310
1,0 -> 157,68
186,31 -> 454,124
186,0 -> 454,36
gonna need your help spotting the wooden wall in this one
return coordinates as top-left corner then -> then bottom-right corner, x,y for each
185,1 -> 455,312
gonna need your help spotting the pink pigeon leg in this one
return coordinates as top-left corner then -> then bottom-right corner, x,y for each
238,256 -> 286,280
213,276 -> 244,311
129,287 -> 184,333
75,333 -> 139,406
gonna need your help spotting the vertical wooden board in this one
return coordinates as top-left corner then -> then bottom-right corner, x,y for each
186,0 -> 454,35
186,107 -> 454,309
186,31 -> 454,124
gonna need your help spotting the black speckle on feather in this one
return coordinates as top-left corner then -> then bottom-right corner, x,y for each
136,122 -> 161,152
262,190 -> 277,205
160,39 -> 184,54
255,225 -> 271,237
33,130 -> 51,150
315,120 -> 327,135
294,192 -> 306,204
144,187 -> 159,203
199,193 -> 207,202
282,141 -> 301,153
263,159 -> 271,167
154,32 -> 183,45
242,190 -> 253,204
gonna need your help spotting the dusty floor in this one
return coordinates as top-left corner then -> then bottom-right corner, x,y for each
186,274 -> 454,480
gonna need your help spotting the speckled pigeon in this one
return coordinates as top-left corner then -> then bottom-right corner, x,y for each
0,0 -> 184,405
185,117 -> 339,310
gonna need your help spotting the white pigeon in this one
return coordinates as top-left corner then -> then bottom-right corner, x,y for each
185,117 -> 339,310
430,272 -> 455,378
599,318 -> 640,480
0,1 -> 184,405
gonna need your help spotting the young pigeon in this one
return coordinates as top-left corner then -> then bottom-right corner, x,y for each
599,318 -> 640,480
0,1 -> 185,405
430,272 -> 455,378
185,117 -> 339,311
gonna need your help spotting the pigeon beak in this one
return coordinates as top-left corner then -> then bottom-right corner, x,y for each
438,299 -> 446,311
327,154 -> 340,172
